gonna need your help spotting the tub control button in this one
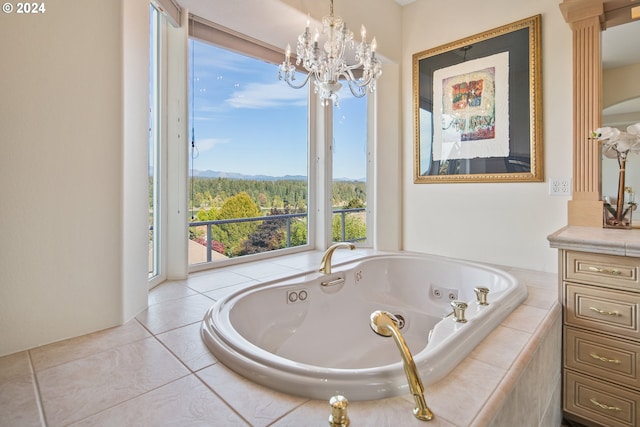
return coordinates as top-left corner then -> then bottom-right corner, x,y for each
286,290 -> 309,304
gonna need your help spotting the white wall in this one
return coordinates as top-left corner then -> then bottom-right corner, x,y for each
0,0 -> 149,356
401,0 -> 572,272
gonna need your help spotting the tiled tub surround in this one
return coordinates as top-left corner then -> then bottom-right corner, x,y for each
0,250 -> 561,426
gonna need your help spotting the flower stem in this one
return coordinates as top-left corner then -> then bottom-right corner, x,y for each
616,157 -> 626,221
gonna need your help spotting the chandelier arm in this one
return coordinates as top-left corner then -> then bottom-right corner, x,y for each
285,71 -> 313,89
341,69 -> 373,88
343,61 -> 366,72
346,80 -> 368,98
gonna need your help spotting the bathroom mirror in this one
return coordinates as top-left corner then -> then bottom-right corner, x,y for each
601,19 -> 640,203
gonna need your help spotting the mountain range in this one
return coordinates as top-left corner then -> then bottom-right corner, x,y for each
191,169 -> 364,182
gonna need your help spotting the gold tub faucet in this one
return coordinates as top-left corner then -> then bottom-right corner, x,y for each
319,242 -> 355,275
370,310 -> 434,421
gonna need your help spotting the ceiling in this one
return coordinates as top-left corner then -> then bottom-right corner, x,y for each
602,19 -> 640,68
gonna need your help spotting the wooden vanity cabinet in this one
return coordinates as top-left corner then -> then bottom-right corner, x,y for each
561,250 -> 640,427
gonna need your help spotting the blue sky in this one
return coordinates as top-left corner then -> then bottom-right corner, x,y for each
189,39 -> 367,180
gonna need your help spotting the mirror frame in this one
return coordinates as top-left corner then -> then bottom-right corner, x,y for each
412,15 -> 542,183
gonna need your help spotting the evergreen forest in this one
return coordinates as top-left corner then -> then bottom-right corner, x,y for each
186,177 -> 367,259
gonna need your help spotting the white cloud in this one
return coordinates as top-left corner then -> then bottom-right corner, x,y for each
194,138 -> 229,153
226,81 -> 308,109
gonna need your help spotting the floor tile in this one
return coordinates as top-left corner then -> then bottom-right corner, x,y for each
70,375 -> 248,426
156,322 -> 217,372
148,281 -> 198,306
186,269 -> 256,293
30,320 -> 150,371
271,251 -> 322,271
231,261 -> 301,282
204,280 -> 258,301
196,363 -> 307,427
136,294 -> 215,335
0,352 -> 43,427
37,337 -> 189,426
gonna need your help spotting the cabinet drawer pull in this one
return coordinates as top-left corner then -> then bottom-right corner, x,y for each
589,352 -> 621,364
589,398 -> 622,412
587,266 -> 622,276
589,306 -> 621,317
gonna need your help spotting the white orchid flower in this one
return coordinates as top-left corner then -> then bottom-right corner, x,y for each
594,127 -> 621,140
627,123 -> 640,137
594,123 -> 640,159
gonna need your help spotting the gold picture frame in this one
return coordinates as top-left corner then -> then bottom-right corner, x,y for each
413,15 -> 542,183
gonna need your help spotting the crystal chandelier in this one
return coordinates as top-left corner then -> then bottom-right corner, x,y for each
278,0 -> 382,106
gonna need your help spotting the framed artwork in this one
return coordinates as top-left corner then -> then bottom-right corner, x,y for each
413,15 -> 542,183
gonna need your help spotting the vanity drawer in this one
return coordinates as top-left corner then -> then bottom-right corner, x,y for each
564,326 -> 639,390
565,251 -> 640,292
565,283 -> 640,340
564,370 -> 640,427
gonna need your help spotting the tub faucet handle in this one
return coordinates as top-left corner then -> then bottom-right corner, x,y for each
450,300 -> 468,323
474,287 -> 490,305
328,395 -> 350,427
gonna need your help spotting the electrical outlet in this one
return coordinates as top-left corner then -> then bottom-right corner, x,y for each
549,178 -> 572,196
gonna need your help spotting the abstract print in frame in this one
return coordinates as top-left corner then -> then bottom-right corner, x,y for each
413,15 -> 542,183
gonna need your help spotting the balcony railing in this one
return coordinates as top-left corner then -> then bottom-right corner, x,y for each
188,208 -> 366,263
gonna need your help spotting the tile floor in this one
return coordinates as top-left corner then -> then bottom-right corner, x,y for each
1,250 -> 561,426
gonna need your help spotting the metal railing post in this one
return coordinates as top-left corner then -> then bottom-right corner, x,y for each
206,224 -> 212,263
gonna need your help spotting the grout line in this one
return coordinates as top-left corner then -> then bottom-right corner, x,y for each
65,374 -> 193,426
265,399 -> 312,426
192,369 -> 255,427
26,350 -> 48,427
148,321 -> 218,374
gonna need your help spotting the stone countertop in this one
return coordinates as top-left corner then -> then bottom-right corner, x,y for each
548,225 -> 640,257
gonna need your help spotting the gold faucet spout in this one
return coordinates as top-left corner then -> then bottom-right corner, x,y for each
319,242 -> 355,275
370,310 -> 434,421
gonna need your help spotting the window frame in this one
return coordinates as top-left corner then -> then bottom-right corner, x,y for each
148,4 -> 168,288
179,13 -> 375,273
186,19 -> 317,272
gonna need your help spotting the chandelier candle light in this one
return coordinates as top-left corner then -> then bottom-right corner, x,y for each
278,0 -> 382,106
593,123 -> 640,228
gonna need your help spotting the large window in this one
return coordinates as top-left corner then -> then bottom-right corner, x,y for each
188,39 -> 310,266
332,95 -> 368,244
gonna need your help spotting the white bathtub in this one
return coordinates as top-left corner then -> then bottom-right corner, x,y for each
201,253 -> 527,401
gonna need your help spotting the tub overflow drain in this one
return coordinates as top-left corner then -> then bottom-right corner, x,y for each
394,314 -> 405,329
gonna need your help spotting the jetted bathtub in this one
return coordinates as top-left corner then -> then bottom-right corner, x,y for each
201,253 -> 527,401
